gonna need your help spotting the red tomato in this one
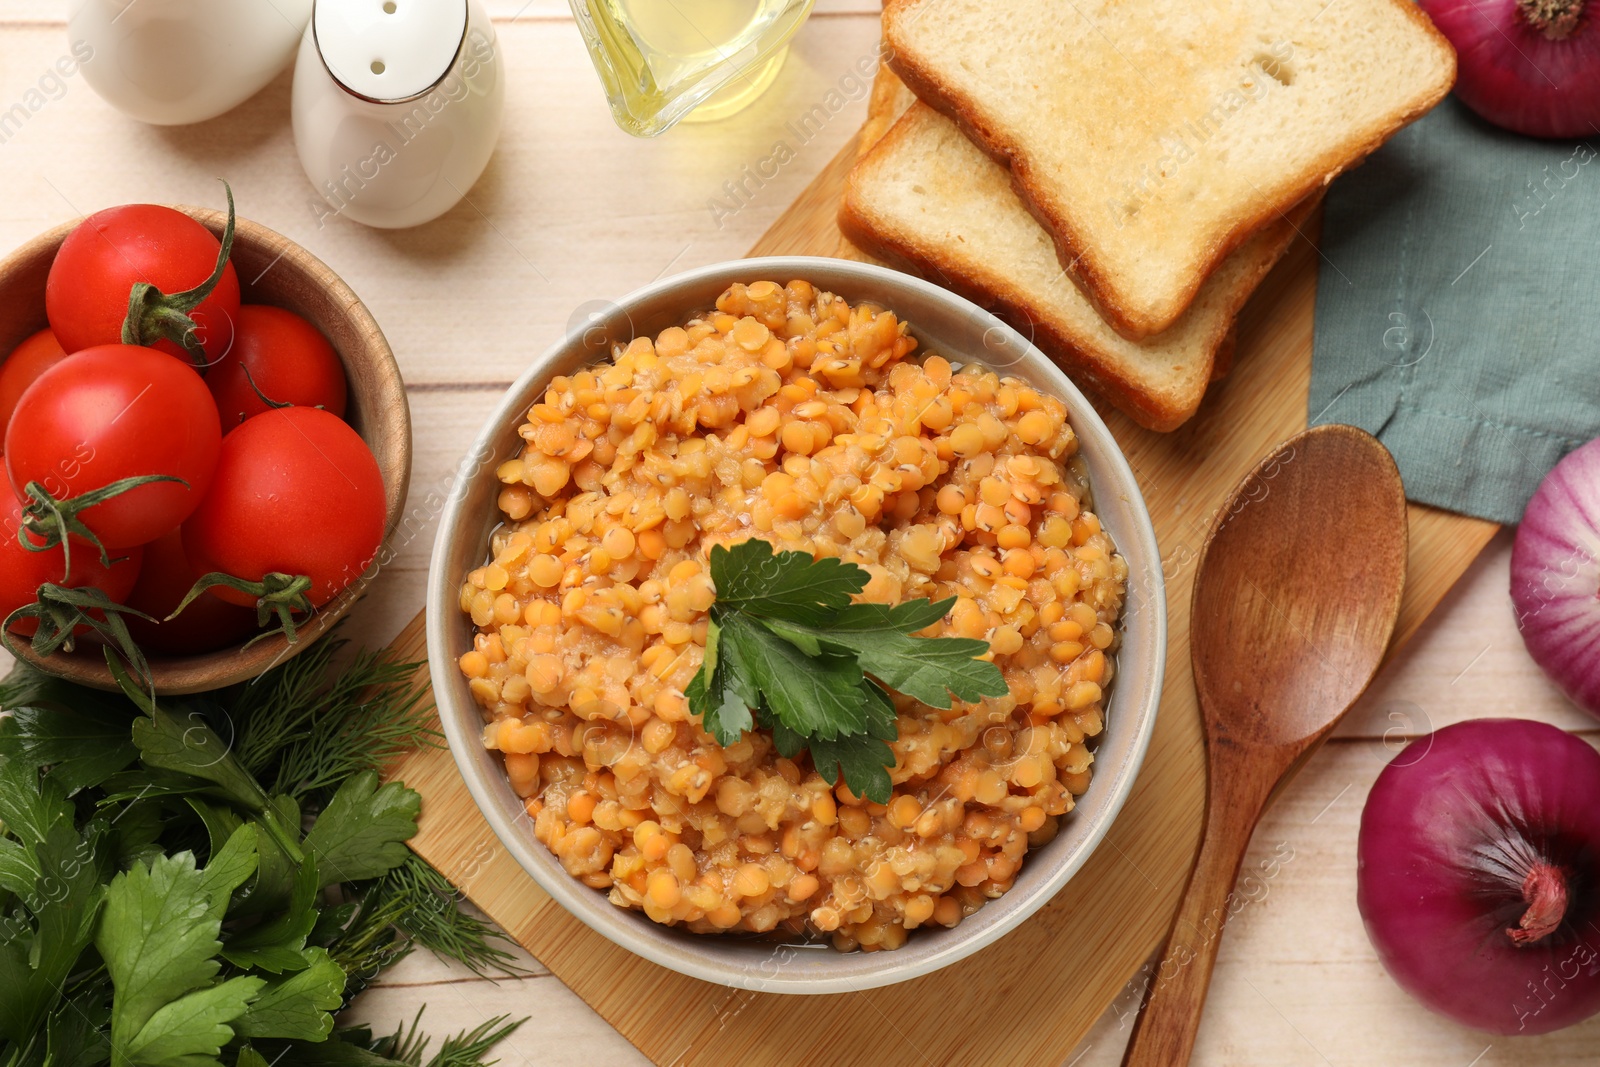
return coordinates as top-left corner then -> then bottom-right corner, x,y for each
45,204 -> 240,365
183,407 -> 385,608
0,329 -> 68,443
207,306 -> 348,427
122,529 -> 259,655
0,494 -> 142,637
5,344 -> 222,550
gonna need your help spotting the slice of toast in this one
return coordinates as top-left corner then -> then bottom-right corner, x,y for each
882,0 -> 1452,339
842,91 -> 1309,431
858,62 -> 918,158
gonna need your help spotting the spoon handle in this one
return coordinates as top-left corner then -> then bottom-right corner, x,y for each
1119,751 -> 1275,1067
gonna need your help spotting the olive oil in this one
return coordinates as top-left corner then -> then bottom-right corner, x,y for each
573,0 -> 814,136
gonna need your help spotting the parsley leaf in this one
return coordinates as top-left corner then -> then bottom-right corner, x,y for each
198,825 -> 260,916
121,974 -> 265,1065
131,704 -> 267,813
233,947 -> 345,1041
302,772 -> 420,888
708,539 -> 867,625
0,820 -> 107,1044
686,539 -> 1010,804
0,681 -> 138,794
718,613 -> 866,740
222,852 -> 320,974
0,836 -> 34,898
0,753 -> 74,845
824,600 -> 1008,708
686,620 -> 754,747
96,850 -> 255,1060
808,733 -> 894,804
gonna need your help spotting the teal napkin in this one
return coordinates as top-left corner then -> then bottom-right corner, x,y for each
1308,97 -> 1600,525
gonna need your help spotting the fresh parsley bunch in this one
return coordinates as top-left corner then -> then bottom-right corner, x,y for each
686,539 -> 1008,804
0,640 -> 522,1067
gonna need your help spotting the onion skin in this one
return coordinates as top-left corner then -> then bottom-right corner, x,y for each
1419,0 -> 1600,138
1358,719 -> 1600,1035
1511,436 -> 1600,719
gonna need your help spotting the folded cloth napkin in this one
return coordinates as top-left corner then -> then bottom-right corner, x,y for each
1309,97 -> 1600,525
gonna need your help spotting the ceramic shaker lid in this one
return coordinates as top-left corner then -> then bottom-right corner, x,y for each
313,0 -> 468,102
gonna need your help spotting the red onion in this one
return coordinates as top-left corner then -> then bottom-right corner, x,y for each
1420,0 -> 1600,138
1358,718 -> 1600,1035
1511,436 -> 1600,718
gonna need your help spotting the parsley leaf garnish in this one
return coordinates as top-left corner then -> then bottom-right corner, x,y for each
302,771 -> 421,888
96,849 -> 264,1062
686,539 -> 1008,803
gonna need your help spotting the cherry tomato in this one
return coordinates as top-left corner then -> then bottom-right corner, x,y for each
5,344 -> 222,550
0,329 -> 68,443
122,529 -> 259,655
0,494 -> 142,637
207,306 -> 348,427
183,407 -> 385,608
45,204 -> 240,365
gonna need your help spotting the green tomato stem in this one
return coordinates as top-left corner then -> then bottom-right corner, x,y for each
2,582 -> 154,684
18,475 -> 185,574
171,571 -> 315,645
119,179 -> 237,370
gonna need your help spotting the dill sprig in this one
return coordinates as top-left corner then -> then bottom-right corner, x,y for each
324,854 -> 523,1000
381,855 -> 525,979
368,1009 -> 527,1067
423,1014 -> 527,1067
229,636 -> 440,803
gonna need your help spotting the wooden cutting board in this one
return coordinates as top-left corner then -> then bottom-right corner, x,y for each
384,138 -> 1498,1066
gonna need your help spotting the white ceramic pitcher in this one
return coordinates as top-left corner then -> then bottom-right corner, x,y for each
291,0 -> 504,230
70,0 -> 311,125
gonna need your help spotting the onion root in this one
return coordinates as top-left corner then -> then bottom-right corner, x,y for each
1509,863 -> 1569,945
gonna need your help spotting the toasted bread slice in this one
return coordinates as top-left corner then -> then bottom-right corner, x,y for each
882,0 -> 1452,339
842,98 -> 1309,430
858,62 -> 918,158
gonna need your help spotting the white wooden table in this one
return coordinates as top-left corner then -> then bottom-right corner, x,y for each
2,5 -> 1595,1064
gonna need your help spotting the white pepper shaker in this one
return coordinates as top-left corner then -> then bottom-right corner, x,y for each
291,0 -> 504,230
71,0 -> 311,125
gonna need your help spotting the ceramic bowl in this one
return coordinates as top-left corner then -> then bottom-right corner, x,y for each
428,257 -> 1164,993
0,207 -> 411,694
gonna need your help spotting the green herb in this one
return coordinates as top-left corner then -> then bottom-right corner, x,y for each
371,855 -> 523,980
254,1009 -> 526,1067
97,849 -> 266,1063
303,772 -> 421,888
227,641 -> 439,805
687,539 -> 1008,803
0,636 -> 522,1067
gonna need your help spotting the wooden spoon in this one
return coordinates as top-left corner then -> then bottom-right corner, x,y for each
1120,423 -> 1408,1067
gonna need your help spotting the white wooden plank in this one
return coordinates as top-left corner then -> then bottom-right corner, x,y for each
0,17 -> 881,389
1339,528 -> 1594,739
342,965 -> 652,1067
1067,735 -> 1600,1066
489,0 -> 881,18
6,9 -> 1599,1065
0,1 -> 881,23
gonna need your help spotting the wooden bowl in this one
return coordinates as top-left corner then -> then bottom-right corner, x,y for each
0,207 -> 412,695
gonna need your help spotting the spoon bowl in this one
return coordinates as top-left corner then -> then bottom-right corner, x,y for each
1121,423 -> 1407,1066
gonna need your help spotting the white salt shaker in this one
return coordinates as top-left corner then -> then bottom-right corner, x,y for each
291,0 -> 504,230
70,0 -> 311,125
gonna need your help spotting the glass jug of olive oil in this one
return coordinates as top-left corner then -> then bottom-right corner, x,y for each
572,0 -> 815,136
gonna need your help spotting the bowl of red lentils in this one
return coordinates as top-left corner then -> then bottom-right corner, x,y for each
427,257 -> 1165,993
